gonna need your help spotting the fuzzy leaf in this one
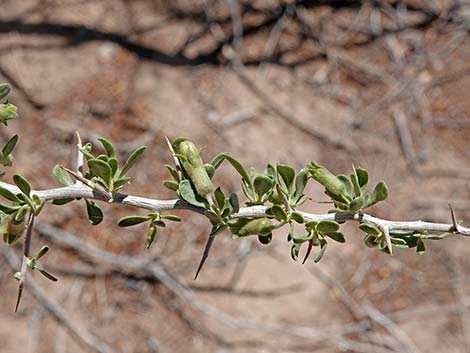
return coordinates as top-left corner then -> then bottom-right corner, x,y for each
52,165 -> 74,186
13,174 -> 31,196
258,233 -> 272,245
146,225 -> 158,249
366,181 -> 389,207
163,180 -> 179,191
85,200 -> 103,225
277,164 -> 295,192
0,185 -> 20,202
160,214 -> 181,222
214,187 -> 225,210
98,137 -> 116,158
119,146 -> 146,177
356,168 -> 369,189
267,205 -> 287,221
2,134 -> 18,157
117,215 -> 150,227
316,220 -> 340,233
325,232 -> 345,243
35,245 -> 49,260
253,174 -> 274,199
88,159 -> 112,186
0,83 -> 11,102
359,223 -> 382,236
314,238 -> 328,263
229,193 -> 239,213
290,211 -> 304,224
178,180 -> 205,208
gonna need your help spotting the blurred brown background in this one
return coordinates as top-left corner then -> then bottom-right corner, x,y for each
0,0 -> 469,352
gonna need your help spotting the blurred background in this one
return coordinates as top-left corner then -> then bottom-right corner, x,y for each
0,0 -> 469,352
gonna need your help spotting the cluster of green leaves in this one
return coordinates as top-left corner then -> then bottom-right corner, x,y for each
0,83 -> 18,126
51,138 -> 147,225
52,165 -> 104,225
0,174 -> 43,245
308,162 -> 388,213
118,212 -> 181,249
79,138 -> 146,193
359,223 -> 449,255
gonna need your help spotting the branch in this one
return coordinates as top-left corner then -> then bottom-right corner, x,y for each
0,180 -> 467,236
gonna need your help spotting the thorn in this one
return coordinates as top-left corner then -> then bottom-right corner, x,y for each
194,235 -> 215,280
449,203 -> 461,233
15,255 -> 29,312
379,224 -> 393,256
60,166 -> 110,200
14,281 -> 23,312
194,225 -> 225,280
302,239 -> 314,264
164,136 -> 183,180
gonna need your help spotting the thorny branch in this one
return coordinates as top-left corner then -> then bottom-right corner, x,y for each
0,180 -> 468,236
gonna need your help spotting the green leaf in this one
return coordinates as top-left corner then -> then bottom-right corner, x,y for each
364,234 -> 380,248
35,245 -> 49,260
266,205 -> 287,221
35,267 -> 58,282
416,238 -> 425,255
117,215 -> 150,227
204,164 -> 215,179
88,159 -> 112,186
366,181 -> 389,207
163,180 -> 179,192
350,167 -> 361,197
0,185 -> 20,202
337,175 -> 353,199
222,153 -> 252,188
108,158 -> 118,176
165,164 -> 180,181
359,223 -> 382,236
293,168 -> 309,202
119,146 -> 146,177
349,197 -> 364,212
325,232 -> 345,243
13,174 -> 31,196
0,83 -> 11,102
356,168 -> 368,190
258,233 -> 272,245
209,152 -> 227,170
160,214 -> 181,222
0,103 -> 18,124
214,187 -> 225,210
229,193 -> 239,213
52,165 -> 74,186
0,203 -> 19,214
146,225 -> 158,249
51,198 -> 74,206
253,174 -> 274,199
317,220 -> 340,233
291,243 -> 301,261
2,134 -> 18,157
85,199 -> 103,225
113,176 -> 131,190
277,164 -> 295,192
177,180 -> 205,208
314,238 -> 328,263
98,137 -> 116,158
290,211 -> 304,224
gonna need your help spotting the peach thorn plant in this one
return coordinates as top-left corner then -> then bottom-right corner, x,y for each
0,82 -> 468,311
